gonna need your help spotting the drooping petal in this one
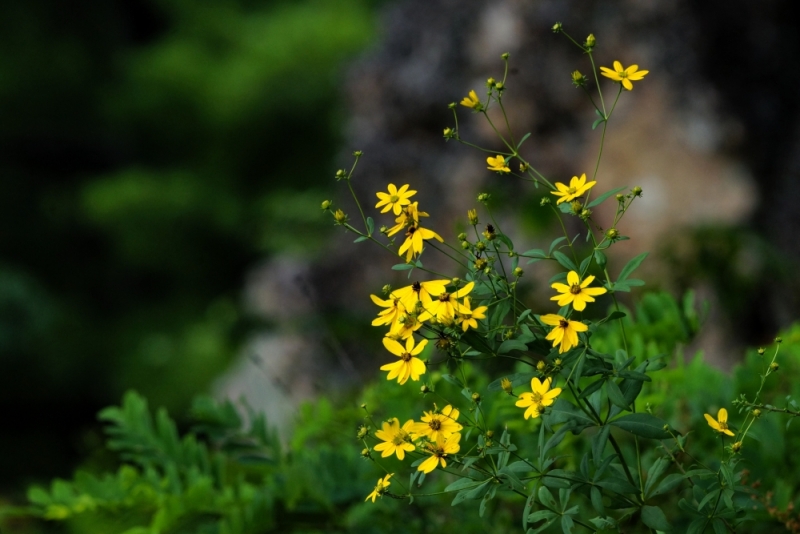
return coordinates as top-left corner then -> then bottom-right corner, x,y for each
382,337 -> 405,356
540,314 -> 564,326
418,455 -> 439,474
704,413 -> 721,431
622,78 -> 633,91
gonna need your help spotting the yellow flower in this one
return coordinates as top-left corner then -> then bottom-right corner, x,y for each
381,337 -> 427,385
418,282 -> 475,323
550,271 -> 607,311
413,405 -> 463,442
704,408 -> 735,437
373,418 -> 417,460
370,294 -> 405,328
515,377 -> 562,419
398,225 -> 444,262
599,61 -> 649,91
392,280 -> 449,312
418,433 -> 461,474
376,184 -> 417,215
365,473 -> 393,503
457,296 -> 488,332
550,173 -> 596,204
460,90 -> 481,109
388,312 -> 424,339
387,202 -> 429,237
540,314 -> 588,353
487,155 -> 510,173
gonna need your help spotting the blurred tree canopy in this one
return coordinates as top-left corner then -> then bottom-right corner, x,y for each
0,0 -> 377,488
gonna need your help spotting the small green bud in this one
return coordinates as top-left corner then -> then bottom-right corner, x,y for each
320,200 -> 332,210
495,82 -> 504,91
500,377 -> 513,394
570,200 -> 583,214
451,277 -> 460,286
420,384 -> 430,394
757,347 -> 766,356
448,102 -> 457,109
333,209 -> 348,225
357,426 -> 368,439
584,33 -> 596,49
501,52 -> 509,60
457,232 -> 468,241
335,169 -> 347,180
770,362 -> 780,372
382,284 -> 392,295
380,225 -> 389,235
361,448 -> 371,458
554,358 -> 562,367
443,127 -> 455,139
486,77 -> 496,88
606,228 -> 619,240
632,186 -> 643,197
513,267 -> 523,277
474,258 -> 487,270
461,240 -> 470,249
752,408 -> 762,418
615,194 -> 625,202
552,22 -> 563,33
519,162 -> 529,172
360,403 -> 367,409
571,70 -> 586,87
540,197 -> 551,206
663,424 -> 669,432
477,192 -> 491,203
471,392 -> 481,402
580,208 -> 592,220
468,208 -> 479,225
475,241 -> 486,252
352,150 -> 363,157
775,336 -> 783,344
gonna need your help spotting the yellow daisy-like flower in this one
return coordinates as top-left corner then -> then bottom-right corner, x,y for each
515,377 -> 562,420
370,294 -> 405,328
487,155 -> 510,173
381,336 -> 427,385
373,418 -> 417,460
418,433 -> 461,474
540,314 -> 588,353
413,405 -> 463,443
550,173 -> 596,204
599,61 -> 649,91
418,282 -> 474,323
375,184 -> 417,215
388,312 -> 424,339
365,473 -> 393,503
460,90 -> 481,109
550,271 -> 608,312
704,408 -> 735,437
387,202 -> 429,237
457,296 -> 488,332
398,225 -> 444,262
392,280 -> 449,313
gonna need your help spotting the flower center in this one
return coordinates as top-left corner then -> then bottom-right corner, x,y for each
559,319 -> 569,329
412,281 -> 421,293
390,194 -> 399,203
429,419 -> 442,431
719,421 -> 728,431
401,351 -> 412,362
391,432 -> 407,445
406,226 -> 417,236
567,186 -> 577,195
619,70 -> 629,79
570,283 -> 582,294
438,292 -> 451,302
531,392 -> 543,404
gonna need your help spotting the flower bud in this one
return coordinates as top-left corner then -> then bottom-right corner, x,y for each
475,242 -> 486,252
420,384 -> 430,394
477,193 -> 491,203
580,209 -> 592,220
461,241 -> 470,249
554,358 -> 562,367
520,162 -> 529,172
571,70 -> 586,87
615,194 -> 625,202
382,284 -> 392,295
570,200 -> 583,214
757,347 -> 766,356
552,22 -> 563,33
500,377 -> 513,394
632,186 -> 643,197
513,267 -> 524,278
474,258 -> 487,270
468,209 -> 479,225
357,426 -> 369,439
352,150 -> 363,157
495,82 -> 504,91
486,77 -> 496,88
380,225 -> 389,235
471,392 -> 481,402
361,448 -> 371,458
752,408 -> 762,418
360,403 -> 367,409
775,336 -> 783,344
770,362 -> 779,372
732,441 -> 742,453
584,33 -> 596,49
662,424 -> 670,432
333,209 -> 348,225
501,52 -> 509,60
606,228 -> 619,240
503,329 -> 513,340
451,277 -> 460,286
536,361 -> 545,371
540,197 -> 551,206
458,232 -> 467,241
448,102 -> 457,109
335,169 -> 346,180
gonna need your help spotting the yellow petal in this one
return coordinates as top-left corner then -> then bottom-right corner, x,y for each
613,60 -> 623,72
382,337 -> 404,356
718,408 -> 728,424
539,314 -> 564,326
704,413 -> 720,431
566,271 -> 580,286
622,78 -> 633,91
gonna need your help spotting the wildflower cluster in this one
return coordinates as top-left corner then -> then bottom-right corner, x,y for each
326,24 -> 787,533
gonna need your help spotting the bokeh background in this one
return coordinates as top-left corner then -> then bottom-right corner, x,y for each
2,0 -> 800,530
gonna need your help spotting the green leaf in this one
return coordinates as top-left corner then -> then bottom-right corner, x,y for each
548,399 -> 595,427
538,486 -> 557,508
617,252 -> 648,282
353,235 -> 368,243
591,426 -> 610,467
561,514 -> 574,534
644,458 -> 669,497
391,263 -> 414,270
517,132 -> 532,148
366,216 -> 374,235
650,473 -> 685,498
590,486 -> 604,514
610,413 -> 670,439
592,118 -> 604,130
606,380 -> 630,410
640,505 -> 671,531
594,249 -> 607,268
445,477 -> 487,493
553,251 -> 577,272
499,338 -> 529,354
549,236 -> 567,255
587,186 -> 627,208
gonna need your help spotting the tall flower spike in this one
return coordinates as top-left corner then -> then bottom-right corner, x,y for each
550,271 -> 607,311
599,61 -> 649,91
375,184 -> 417,215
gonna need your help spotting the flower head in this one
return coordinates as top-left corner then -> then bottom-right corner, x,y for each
550,271 -> 608,311
418,282 -> 475,323
387,202 -> 429,237
600,61 -> 649,91
374,418 -> 417,460
540,314 -> 588,353
515,377 -> 562,419
375,184 -> 417,215
370,294 -> 405,329
418,433 -> 461,474
413,405 -> 463,442
398,224 -> 444,262
460,90 -> 481,109
487,155 -> 510,174
551,173 -> 596,204
457,296 -> 488,332
365,473 -> 393,503
381,336 -> 427,385
704,408 -> 735,437
392,280 -> 449,313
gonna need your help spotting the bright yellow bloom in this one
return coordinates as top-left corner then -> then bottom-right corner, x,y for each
381,337 -> 427,385
387,202 -> 429,237
365,473 -> 393,503
599,61 -> 649,91
550,271 -> 608,311
515,377 -> 562,420
460,90 -> 480,109
370,294 -> 405,328
704,408 -> 735,437
388,312 -> 424,339
457,296 -> 488,332
418,282 -> 474,322
392,280 -> 449,313
413,405 -> 463,442
375,183 -> 417,215
487,155 -> 510,173
373,418 -> 417,460
418,433 -> 461,474
398,225 -> 444,262
540,314 -> 588,353
550,173 -> 596,204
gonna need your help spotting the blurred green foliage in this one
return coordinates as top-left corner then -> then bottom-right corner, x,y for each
0,0 -> 376,487
7,293 -> 800,533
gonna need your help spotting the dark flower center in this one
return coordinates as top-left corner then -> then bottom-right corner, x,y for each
429,419 -> 442,431
559,320 -> 569,328
570,284 -> 582,294
401,352 -> 412,362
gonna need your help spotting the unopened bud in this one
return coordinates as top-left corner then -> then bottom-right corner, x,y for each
333,209 -> 348,225
352,150 -> 363,157
471,392 -> 481,402
513,267 -> 524,277
448,102 -> 457,109
361,448 -> 371,457
500,377 -> 513,394
335,169 -> 346,180
570,200 -> 583,214
477,193 -> 491,203
360,403 -> 367,409
752,409 -> 762,418
663,424 -> 670,432
468,209 -> 479,225
486,430 -> 494,438
606,228 -> 619,240
580,209 -> 592,220
420,384 -> 430,394
540,197 -> 551,206
732,441 -> 742,453
632,186 -> 643,197
495,82 -> 504,91
357,426 -> 368,439
536,361 -> 546,371
321,200 -> 332,210
571,70 -> 586,87
474,258 -> 487,270
380,225 -> 389,235
451,277 -> 460,286
475,242 -> 486,252
382,284 -> 392,295
461,241 -> 470,249
520,162 -> 529,172
458,232 -> 467,241
501,52 -> 509,60
552,22 -> 563,33
775,337 -> 783,344
615,194 -> 625,202
757,347 -> 766,356
554,358 -> 562,367
486,77 -> 496,88
770,362 -> 779,372
584,33 -> 596,49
